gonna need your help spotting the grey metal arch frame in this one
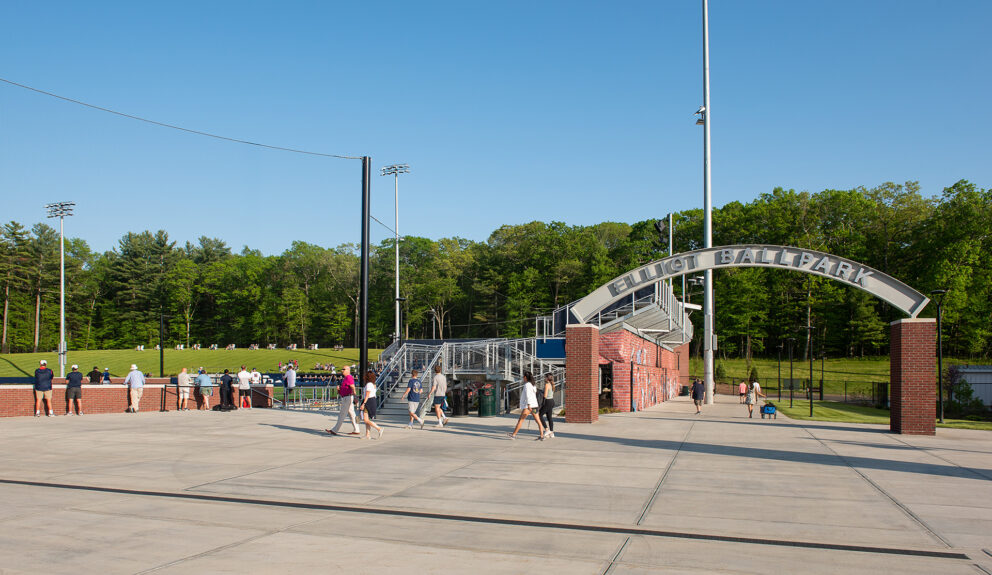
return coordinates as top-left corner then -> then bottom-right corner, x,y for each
570,245 -> 930,324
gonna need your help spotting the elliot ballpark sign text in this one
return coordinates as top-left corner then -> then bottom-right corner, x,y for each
570,245 -> 930,323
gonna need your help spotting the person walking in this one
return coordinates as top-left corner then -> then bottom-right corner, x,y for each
691,378 -> 705,414
196,368 -> 214,410
538,374 -> 556,438
124,364 -> 145,413
33,359 -> 55,417
236,366 -> 251,409
326,365 -> 360,436
745,379 -> 765,418
508,371 -> 545,440
401,369 -> 425,429
360,370 -> 383,440
738,380 -> 747,404
177,367 -> 192,411
65,364 -> 84,415
429,363 -> 449,428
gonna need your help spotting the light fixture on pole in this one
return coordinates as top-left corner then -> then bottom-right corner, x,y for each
45,201 -> 74,379
381,164 -> 410,344
930,289 -> 948,423
698,0 -> 715,405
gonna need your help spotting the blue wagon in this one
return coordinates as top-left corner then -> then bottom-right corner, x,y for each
760,404 -> 777,419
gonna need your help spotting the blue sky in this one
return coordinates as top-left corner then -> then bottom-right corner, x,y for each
2,1 -> 989,255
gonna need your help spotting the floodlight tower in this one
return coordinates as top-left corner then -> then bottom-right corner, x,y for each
381,164 -> 410,344
696,0 -> 715,404
45,201 -> 75,378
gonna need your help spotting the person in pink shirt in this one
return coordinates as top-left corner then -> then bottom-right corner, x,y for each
738,380 -> 747,404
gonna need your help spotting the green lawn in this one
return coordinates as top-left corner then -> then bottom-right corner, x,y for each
770,400 -> 992,431
0,348 -> 379,378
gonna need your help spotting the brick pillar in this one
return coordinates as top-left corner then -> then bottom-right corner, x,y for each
566,324 -> 599,423
890,318 -> 936,435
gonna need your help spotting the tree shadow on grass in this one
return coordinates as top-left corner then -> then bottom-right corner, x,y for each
0,355 -> 31,377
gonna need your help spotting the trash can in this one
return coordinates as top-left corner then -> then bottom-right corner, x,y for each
451,386 -> 469,417
478,382 -> 497,417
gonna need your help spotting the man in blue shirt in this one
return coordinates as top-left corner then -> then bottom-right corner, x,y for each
196,368 -> 213,410
124,364 -> 145,413
34,359 -> 54,417
401,369 -> 425,429
66,364 -> 85,415
102,368 -> 112,384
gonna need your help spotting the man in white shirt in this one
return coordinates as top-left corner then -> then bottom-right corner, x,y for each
177,367 -> 192,411
429,363 -> 449,427
284,365 -> 297,407
236,366 -> 252,410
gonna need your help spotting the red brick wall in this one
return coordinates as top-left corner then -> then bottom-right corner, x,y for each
890,319 -> 936,435
0,382 -> 273,417
565,324 -> 599,423
598,331 -> 681,412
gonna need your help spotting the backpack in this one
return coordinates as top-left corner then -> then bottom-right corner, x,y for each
535,384 -> 545,407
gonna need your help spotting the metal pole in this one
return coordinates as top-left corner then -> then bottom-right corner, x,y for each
808,327 -> 814,417
701,0 -> 715,405
360,157 -> 371,375
394,171 -> 400,343
668,212 -> 674,294
777,345 -> 782,401
789,338 -> 794,408
159,313 -> 165,377
937,301 -> 944,423
58,215 -> 66,379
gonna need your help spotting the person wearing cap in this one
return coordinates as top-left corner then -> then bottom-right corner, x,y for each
236,366 -> 251,409
102,368 -> 112,384
34,359 -> 55,417
219,369 -> 234,409
124,364 -> 145,413
66,364 -> 84,415
196,368 -> 213,410
177,367 -> 192,411
87,366 -> 102,383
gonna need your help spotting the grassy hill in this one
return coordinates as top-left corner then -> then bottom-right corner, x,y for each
0,347 -> 380,378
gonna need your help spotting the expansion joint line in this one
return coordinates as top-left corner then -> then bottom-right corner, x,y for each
636,420 -> 696,525
601,537 -> 631,575
800,427 -> 953,548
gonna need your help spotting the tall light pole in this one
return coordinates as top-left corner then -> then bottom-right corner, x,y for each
931,289 -> 948,423
697,0 -> 715,404
381,164 -> 410,344
45,201 -> 74,379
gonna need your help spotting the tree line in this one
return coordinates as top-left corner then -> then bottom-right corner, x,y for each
1,180 -> 989,361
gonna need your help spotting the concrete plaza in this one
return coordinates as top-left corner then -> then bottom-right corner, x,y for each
0,395 -> 990,574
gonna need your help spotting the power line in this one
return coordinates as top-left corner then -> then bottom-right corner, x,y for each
0,77 -> 362,160
369,215 -> 395,235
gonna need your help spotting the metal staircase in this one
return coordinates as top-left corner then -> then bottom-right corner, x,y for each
369,338 -> 565,423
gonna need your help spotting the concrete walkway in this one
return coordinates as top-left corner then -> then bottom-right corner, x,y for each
0,395 -> 990,574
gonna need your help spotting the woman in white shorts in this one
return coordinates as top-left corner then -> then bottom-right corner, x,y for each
507,371 -> 545,440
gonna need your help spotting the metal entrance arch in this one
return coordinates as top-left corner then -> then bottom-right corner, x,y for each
569,244 -> 929,324
561,245 -> 937,435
